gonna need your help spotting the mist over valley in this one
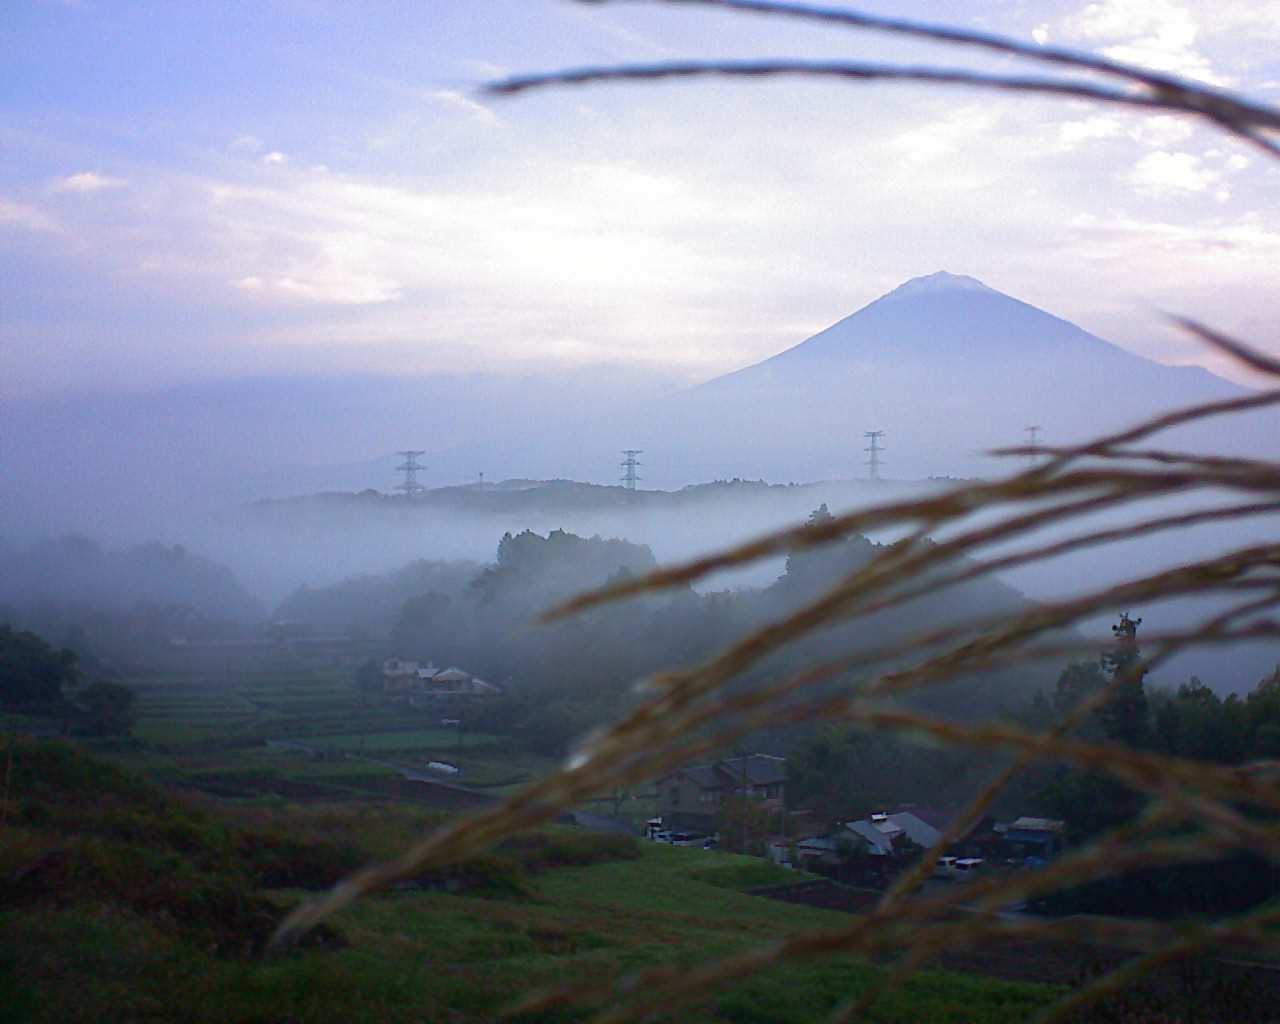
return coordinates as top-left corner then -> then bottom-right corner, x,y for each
6,5 -> 1280,1017
3,274 -> 1273,692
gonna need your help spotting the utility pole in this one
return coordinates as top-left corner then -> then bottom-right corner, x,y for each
620,450 -> 643,491
1025,425 -> 1042,460
864,431 -> 885,481
395,450 -> 426,499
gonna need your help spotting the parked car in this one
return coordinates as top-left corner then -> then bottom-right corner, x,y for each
932,856 -> 958,879
669,832 -> 707,846
650,830 -> 673,844
952,857 -> 985,879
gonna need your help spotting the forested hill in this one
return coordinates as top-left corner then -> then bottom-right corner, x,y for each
0,537 -> 263,625
284,522 -> 1056,757
245,476 -> 953,523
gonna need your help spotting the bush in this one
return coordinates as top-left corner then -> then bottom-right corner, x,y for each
410,853 -> 531,900
235,830 -> 365,890
498,830 -> 641,871
6,739 -> 162,810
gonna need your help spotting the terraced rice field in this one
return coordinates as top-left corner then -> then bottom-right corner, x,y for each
113,649 -> 561,805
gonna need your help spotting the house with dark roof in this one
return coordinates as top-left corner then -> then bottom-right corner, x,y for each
843,811 -> 942,856
382,660 -> 502,704
657,754 -> 786,831
999,816 -> 1065,860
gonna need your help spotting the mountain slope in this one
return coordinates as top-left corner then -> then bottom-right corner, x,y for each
622,272 -> 1261,483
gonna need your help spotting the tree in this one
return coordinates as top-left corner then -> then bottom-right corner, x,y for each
1098,613 -> 1149,746
783,503 -> 836,581
0,624 -> 79,707
354,658 -> 384,698
77,681 -> 135,735
1052,659 -> 1108,722
390,592 -> 452,658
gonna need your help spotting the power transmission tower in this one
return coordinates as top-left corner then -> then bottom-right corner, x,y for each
864,431 -> 885,481
395,450 -> 426,499
620,450 -> 643,491
1025,425 -> 1043,467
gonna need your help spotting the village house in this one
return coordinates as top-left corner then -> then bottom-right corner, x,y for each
997,816 -> 1065,862
381,657 -> 419,695
381,659 -> 502,704
843,810 -> 943,856
657,753 -> 786,832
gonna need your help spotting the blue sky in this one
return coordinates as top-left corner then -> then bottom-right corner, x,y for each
4,0 -> 1280,401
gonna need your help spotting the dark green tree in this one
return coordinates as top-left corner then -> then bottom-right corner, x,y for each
1051,659 -> 1108,723
783,503 -> 836,581
77,680 -> 135,735
1098,613 -> 1149,746
0,624 -> 79,706
354,657 -> 384,697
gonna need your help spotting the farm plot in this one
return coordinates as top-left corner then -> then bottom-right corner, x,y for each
291,728 -> 501,753
132,681 -> 261,745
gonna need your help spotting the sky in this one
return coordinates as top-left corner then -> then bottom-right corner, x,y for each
3,0 -> 1279,402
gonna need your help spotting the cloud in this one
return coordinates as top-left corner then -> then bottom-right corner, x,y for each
1124,150 -> 1220,196
262,151 -> 288,165
429,89 -> 500,126
884,105 -> 1001,173
201,157 -> 727,315
459,58 -> 511,80
228,135 -> 263,153
1058,116 -> 1122,150
1198,1 -> 1280,41
1064,210 -> 1280,266
1061,0 -> 1225,84
0,198 -> 62,233
1126,115 -> 1194,148
50,171 -> 127,194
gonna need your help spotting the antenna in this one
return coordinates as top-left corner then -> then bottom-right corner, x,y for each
620,450 -> 643,491
395,450 -> 426,499
863,431 -> 885,481
1025,424 -> 1043,459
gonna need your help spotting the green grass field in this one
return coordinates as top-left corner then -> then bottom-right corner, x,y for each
0,739 -> 1057,1024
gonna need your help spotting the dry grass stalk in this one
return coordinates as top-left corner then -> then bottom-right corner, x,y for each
278,5 -> 1280,1021
495,1 -> 1280,155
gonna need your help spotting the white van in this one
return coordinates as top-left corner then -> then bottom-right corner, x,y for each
932,856 -> 958,879
952,857 -> 985,879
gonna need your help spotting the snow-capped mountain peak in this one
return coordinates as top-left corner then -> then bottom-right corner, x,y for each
880,271 -> 998,302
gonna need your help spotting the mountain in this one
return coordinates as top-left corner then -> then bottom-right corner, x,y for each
615,271 -> 1261,484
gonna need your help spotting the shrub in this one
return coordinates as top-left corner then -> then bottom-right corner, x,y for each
499,830 -> 641,871
235,830 -> 365,890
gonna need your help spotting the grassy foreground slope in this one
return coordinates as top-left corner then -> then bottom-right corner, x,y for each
0,740 -> 1053,1023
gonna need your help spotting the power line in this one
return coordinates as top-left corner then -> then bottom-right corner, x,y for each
395,450 -> 426,499
863,430 -> 885,481
620,449 -> 643,491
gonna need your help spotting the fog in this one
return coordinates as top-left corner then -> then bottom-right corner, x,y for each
2,446 -> 1274,697
2,275 -> 1276,699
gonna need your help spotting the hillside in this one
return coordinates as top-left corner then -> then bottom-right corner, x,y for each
0,739 -> 1055,1024
629,272 -> 1263,483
